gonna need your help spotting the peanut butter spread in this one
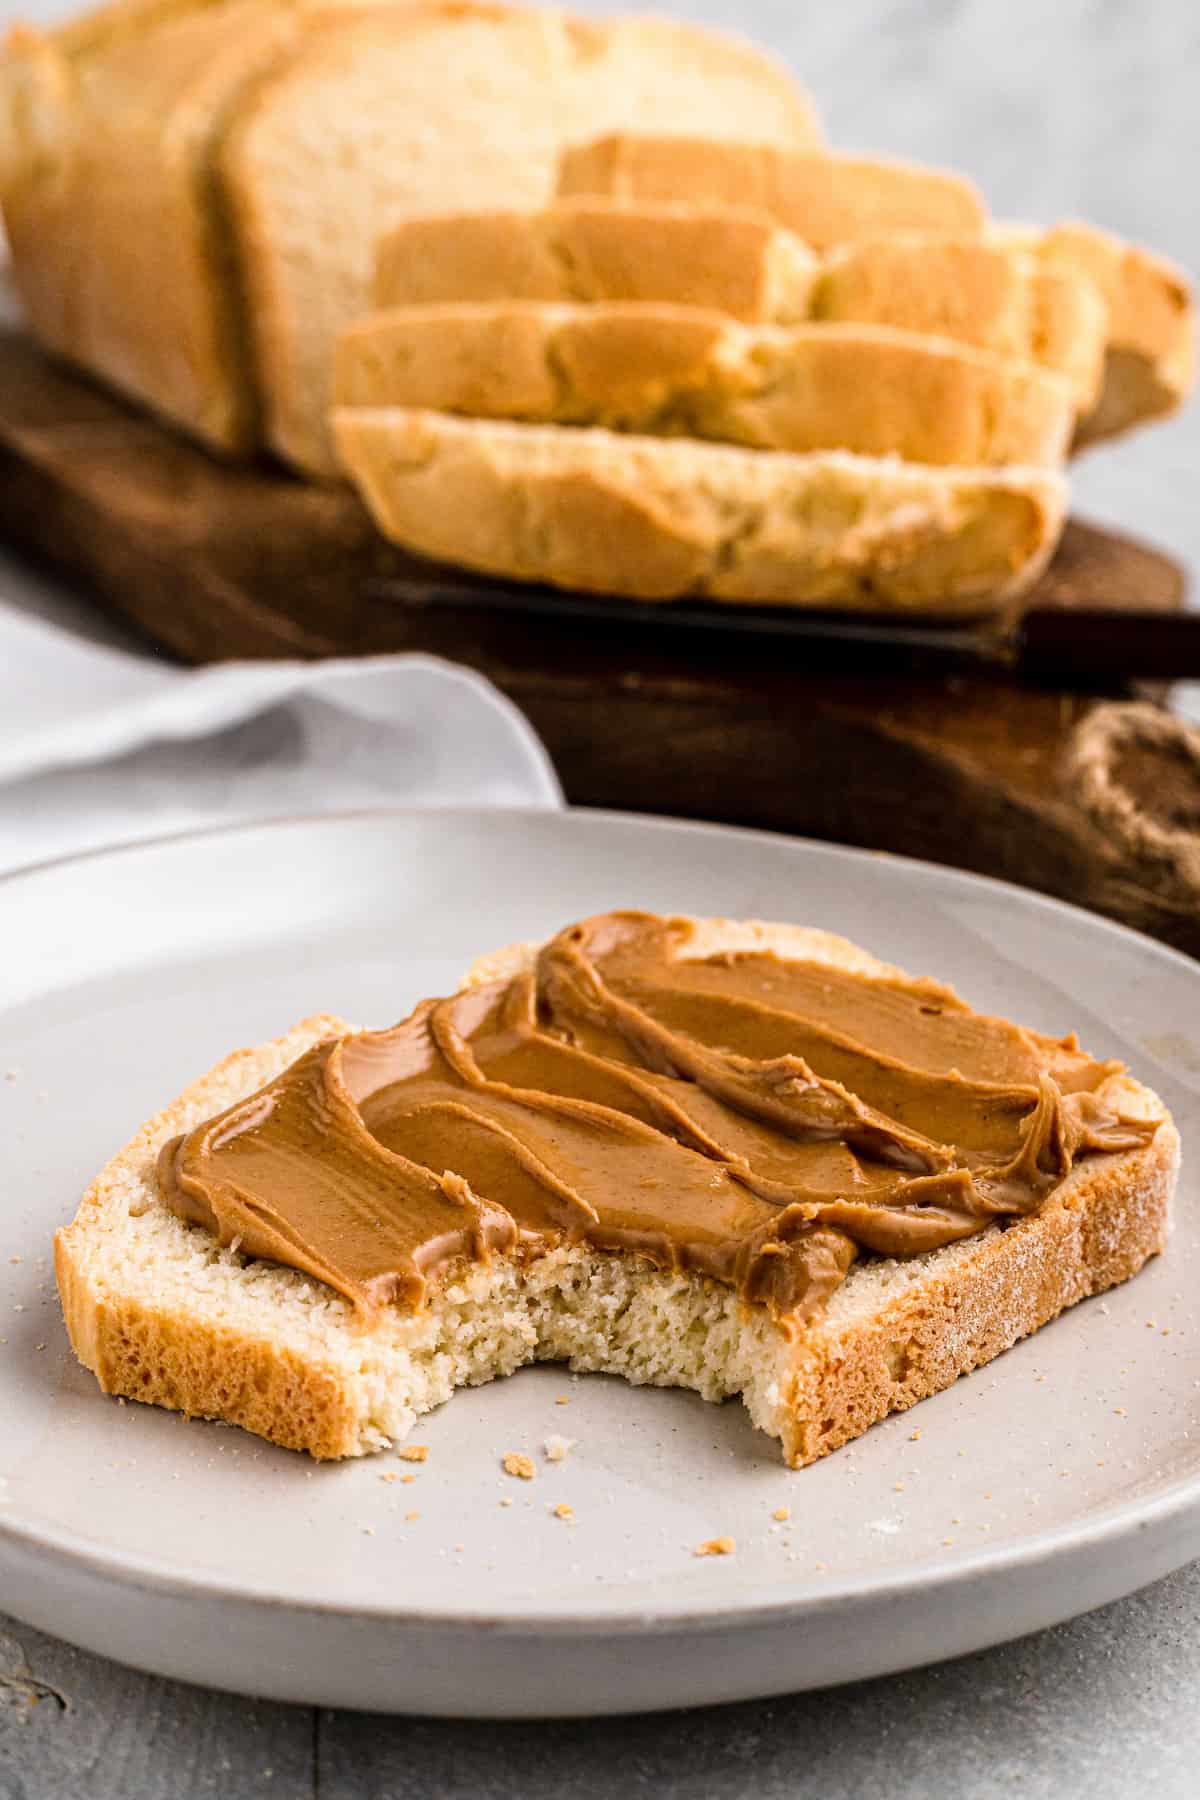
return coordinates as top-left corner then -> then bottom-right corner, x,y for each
157,913 -> 1157,1328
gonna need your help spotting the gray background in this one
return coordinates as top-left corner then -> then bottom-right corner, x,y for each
2,2 -> 1198,1795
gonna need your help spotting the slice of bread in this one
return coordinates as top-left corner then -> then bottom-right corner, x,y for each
997,221 -> 1195,445
335,306 -> 1075,467
332,406 -> 1067,611
557,133 -> 986,249
54,921 -> 1177,1466
373,207 -> 1105,411
373,199 -> 820,325
813,235 -> 1107,414
219,5 -> 820,475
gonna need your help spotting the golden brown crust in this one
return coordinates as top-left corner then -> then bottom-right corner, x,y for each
332,408 -> 1068,612
782,1118 -> 1177,1465
372,200 -> 819,324
996,220 -> 1196,444
55,1012 -> 366,1459
0,2 -> 316,451
557,135 -> 986,249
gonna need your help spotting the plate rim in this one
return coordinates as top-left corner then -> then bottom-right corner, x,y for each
2,801 -> 1196,1637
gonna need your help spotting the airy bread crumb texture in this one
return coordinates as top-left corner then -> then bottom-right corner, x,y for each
55,924 -> 1177,1468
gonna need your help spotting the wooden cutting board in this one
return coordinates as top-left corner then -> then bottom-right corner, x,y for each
1,327 -> 1197,956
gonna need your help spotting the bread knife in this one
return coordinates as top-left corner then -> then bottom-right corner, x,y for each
366,575 -> 1198,684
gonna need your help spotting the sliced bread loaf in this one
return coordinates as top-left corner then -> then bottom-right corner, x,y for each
557,133 -> 986,248
554,135 -> 1191,445
334,306 -> 1075,466
373,199 -> 819,324
372,206 -> 1105,411
219,4 -> 820,475
54,921 -> 1176,1466
332,407 -> 1067,610
1,3 -> 816,461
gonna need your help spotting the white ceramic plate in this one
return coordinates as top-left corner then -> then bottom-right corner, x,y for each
1,808 -> 1198,1716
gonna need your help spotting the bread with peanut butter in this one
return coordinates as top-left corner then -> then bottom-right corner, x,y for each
335,308 -> 1075,467
332,409 -> 1066,611
54,914 -> 1177,1467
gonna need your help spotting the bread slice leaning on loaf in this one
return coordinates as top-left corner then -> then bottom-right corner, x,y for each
54,920 -> 1177,1467
335,306 -> 1075,466
996,221 -> 1196,445
332,408 -> 1067,611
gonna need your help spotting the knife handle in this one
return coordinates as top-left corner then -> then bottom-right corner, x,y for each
1016,607 -> 1199,684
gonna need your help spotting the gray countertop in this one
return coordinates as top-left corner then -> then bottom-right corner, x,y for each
2,1 -> 1198,1794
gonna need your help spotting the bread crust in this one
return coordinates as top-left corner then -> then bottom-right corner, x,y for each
332,407 -> 1067,611
55,924 -> 1176,1466
0,1 -> 313,451
996,220 -> 1195,444
373,200 -> 819,325
557,135 -> 985,250
335,307 -> 1074,467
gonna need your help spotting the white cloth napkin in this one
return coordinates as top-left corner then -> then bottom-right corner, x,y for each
0,556 -> 562,875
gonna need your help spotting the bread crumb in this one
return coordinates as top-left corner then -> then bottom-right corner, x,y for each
772,1506 -> 791,1522
554,1395 -> 570,1406
695,1536 -> 735,1557
552,1503 -> 575,1522
893,1483 -> 905,1493
1114,1407 -> 1127,1417
943,1537 -> 955,1546
909,1429 -> 921,1441
404,1510 -> 419,1522
8,1256 -> 20,1265
380,1472 -> 399,1484
454,1543 -> 465,1553
499,1497 -> 513,1508
363,1526 -> 375,1537
397,1445 -> 429,1463
401,1474 -> 415,1485
503,1452 -> 536,1480
544,1434 -> 576,1463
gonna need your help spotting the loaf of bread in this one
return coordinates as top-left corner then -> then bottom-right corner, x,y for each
332,407 -> 1067,610
55,920 -> 1176,1465
335,307 -> 1075,466
0,2 -> 818,459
